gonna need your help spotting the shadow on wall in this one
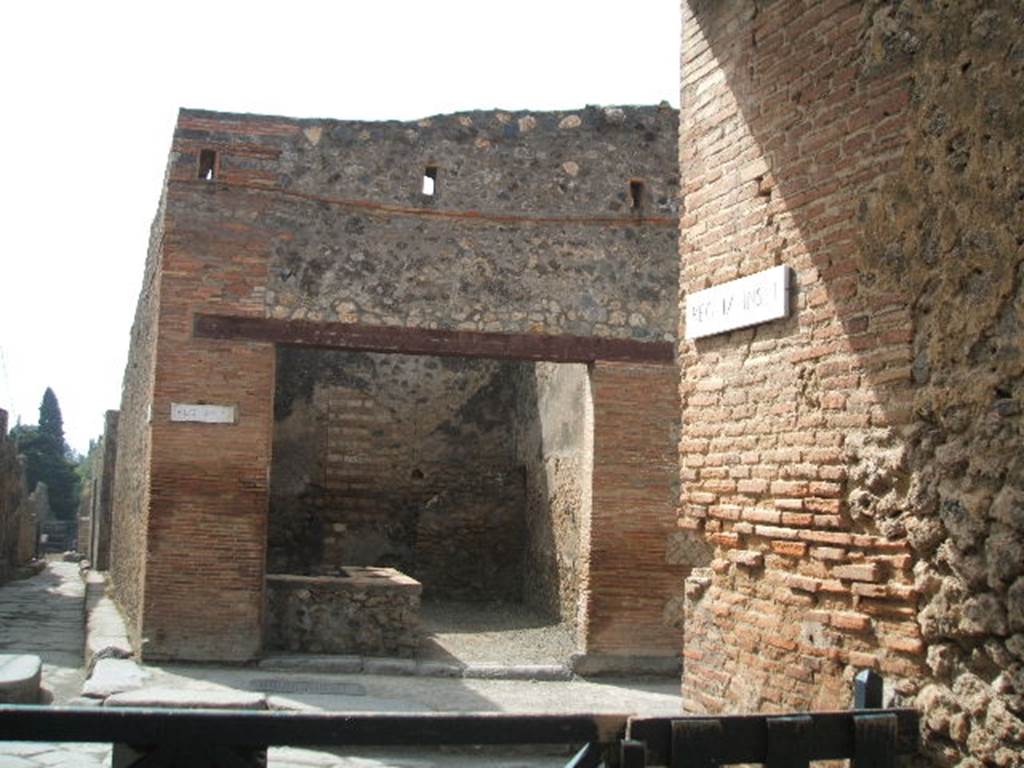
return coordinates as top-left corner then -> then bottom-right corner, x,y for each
679,2 -> 1022,762
513,363 -> 589,637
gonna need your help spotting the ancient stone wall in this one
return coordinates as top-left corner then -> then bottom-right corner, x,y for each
514,362 -> 592,635
679,2 -> 1023,764
77,479 -> 93,562
115,104 -> 679,661
0,409 -> 29,584
270,346 -> 525,601
261,106 -> 679,340
90,411 -> 119,571
110,188 -> 166,649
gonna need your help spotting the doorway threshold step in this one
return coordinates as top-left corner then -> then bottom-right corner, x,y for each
258,654 -> 572,681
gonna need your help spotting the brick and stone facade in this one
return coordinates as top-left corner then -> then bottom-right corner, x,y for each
111,105 -> 682,666
679,2 -> 1023,764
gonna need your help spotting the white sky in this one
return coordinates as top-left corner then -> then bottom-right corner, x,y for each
0,1 -> 681,454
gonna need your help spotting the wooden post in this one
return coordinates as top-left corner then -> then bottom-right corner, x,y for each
765,715 -> 812,768
854,669 -> 884,709
853,713 -> 898,768
670,719 -> 723,768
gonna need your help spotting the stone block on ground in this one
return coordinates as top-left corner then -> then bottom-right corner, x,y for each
104,687 -> 268,709
83,658 -> 148,699
0,654 -> 42,704
362,657 -> 417,676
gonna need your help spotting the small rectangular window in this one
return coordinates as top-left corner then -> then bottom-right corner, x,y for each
629,180 -> 644,210
422,166 -> 438,196
198,149 -> 217,181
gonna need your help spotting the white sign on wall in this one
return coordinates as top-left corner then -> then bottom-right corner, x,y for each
170,403 -> 238,424
685,265 -> 792,340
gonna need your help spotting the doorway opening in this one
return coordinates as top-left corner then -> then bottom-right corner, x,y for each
265,345 -> 593,666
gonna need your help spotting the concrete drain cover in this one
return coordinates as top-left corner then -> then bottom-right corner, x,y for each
247,679 -> 366,696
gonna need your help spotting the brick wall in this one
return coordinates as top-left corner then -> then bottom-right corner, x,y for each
679,2 -> 1023,763
585,362 -> 684,668
110,185 -> 166,651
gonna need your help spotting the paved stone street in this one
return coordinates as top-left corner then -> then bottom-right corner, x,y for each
0,561 -> 85,703
0,562 -> 682,767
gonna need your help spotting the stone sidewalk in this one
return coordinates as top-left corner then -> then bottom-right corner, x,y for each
0,562 -> 682,767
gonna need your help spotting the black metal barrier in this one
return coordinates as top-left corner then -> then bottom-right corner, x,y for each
0,705 -> 918,767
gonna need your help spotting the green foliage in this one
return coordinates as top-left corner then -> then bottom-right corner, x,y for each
13,389 -> 80,521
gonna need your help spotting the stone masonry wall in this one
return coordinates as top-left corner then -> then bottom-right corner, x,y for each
115,104 -> 679,661
270,346 -> 525,601
514,362 -> 592,637
679,2 -> 1023,765
0,409 -> 29,584
261,106 -> 679,340
91,411 -> 119,571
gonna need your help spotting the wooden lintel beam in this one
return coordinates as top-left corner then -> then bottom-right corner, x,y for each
193,313 -> 675,365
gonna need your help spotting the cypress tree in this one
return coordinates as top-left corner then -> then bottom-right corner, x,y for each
38,387 -> 65,451
16,388 -> 79,521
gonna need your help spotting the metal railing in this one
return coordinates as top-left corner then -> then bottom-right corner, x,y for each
0,671 -> 918,767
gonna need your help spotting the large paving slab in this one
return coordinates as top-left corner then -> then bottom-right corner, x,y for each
82,658 -> 147,699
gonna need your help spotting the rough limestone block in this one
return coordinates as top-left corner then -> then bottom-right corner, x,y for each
0,654 -> 42,704
83,658 -> 148,699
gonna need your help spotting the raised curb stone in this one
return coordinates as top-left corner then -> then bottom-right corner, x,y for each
414,660 -> 465,677
258,654 -> 363,674
462,662 -> 573,681
104,687 -> 268,709
0,654 -> 42,704
362,658 -> 418,676
84,572 -> 132,669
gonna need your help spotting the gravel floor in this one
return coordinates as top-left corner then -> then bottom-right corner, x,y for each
418,602 -> 576,665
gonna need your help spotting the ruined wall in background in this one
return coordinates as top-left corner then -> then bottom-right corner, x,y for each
91,411 -> 119,571
514,362 -> 592,635
110,189 -> 166,647
679,2 -> 1023,764
0,409 -> 29,583
77,478 -> 93,562
270,346 -> 526,601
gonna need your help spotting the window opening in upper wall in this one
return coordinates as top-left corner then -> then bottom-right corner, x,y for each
629,180 -> 644,210
422,166 -> 438,196
198,149 -> 217,181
